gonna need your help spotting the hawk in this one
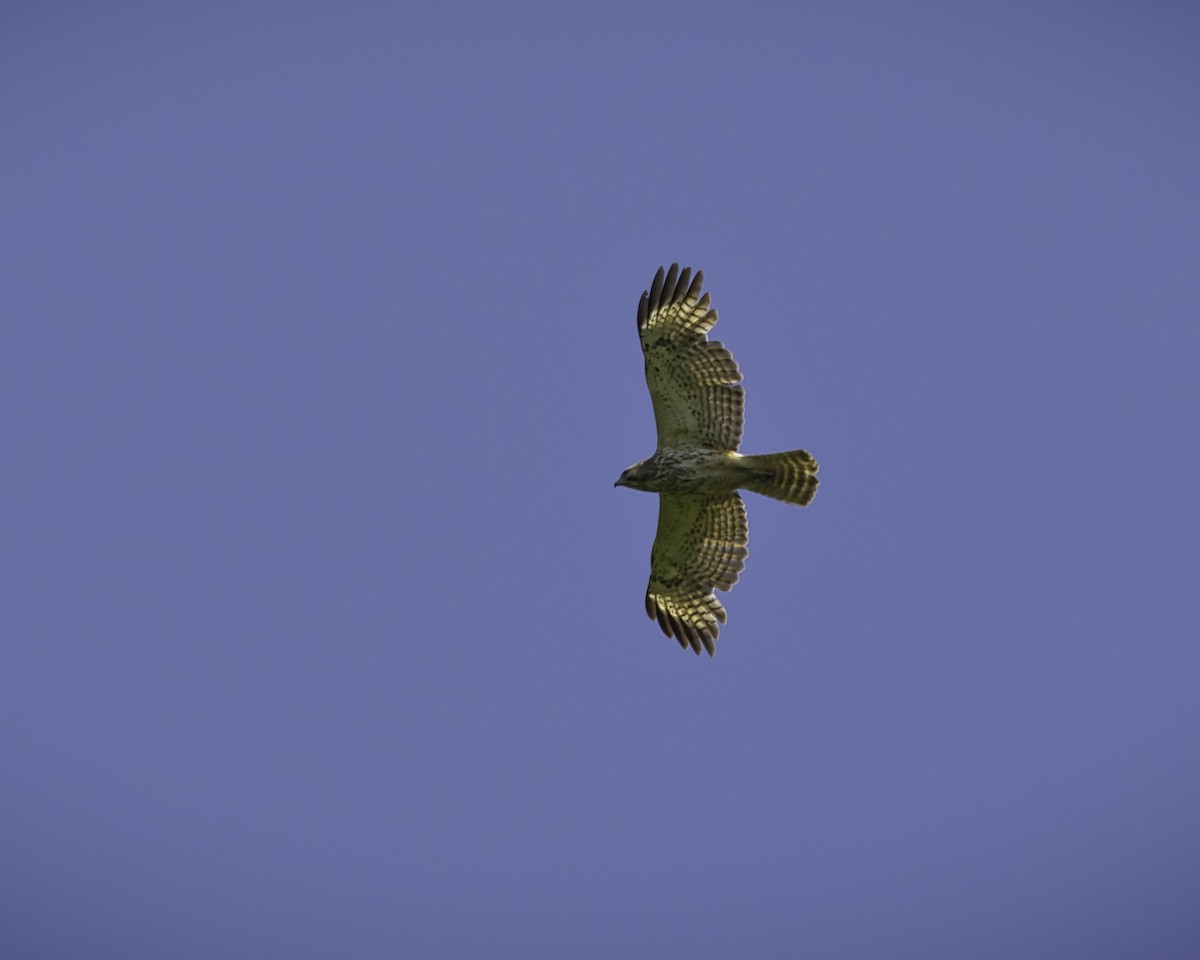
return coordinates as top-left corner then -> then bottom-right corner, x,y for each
615,264 -> 819,656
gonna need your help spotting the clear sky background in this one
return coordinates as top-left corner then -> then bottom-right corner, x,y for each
4,3 -> 1199,958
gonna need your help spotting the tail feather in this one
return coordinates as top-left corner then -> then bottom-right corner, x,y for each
739,450 -> 819,506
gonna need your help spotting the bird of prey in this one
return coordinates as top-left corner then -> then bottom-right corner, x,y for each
615,264 -> 819,656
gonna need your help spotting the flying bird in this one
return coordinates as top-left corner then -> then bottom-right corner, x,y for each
615,264 -> 819,656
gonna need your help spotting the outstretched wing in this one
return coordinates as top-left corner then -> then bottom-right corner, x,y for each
638,264 -> 744,452
645,493 -> 749,656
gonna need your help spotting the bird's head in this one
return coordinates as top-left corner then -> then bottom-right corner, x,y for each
614,459 -> 655,491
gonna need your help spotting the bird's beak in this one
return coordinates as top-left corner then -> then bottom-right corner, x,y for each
614,477 -> 626,488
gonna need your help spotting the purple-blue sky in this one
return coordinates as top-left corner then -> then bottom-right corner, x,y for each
4,3 -> 1199,957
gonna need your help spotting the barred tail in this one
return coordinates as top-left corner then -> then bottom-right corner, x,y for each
739,450 -> 819,506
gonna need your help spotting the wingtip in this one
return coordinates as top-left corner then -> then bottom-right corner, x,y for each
642,263 -> 709,326
662,263 -> 680,305
646,594 -> 721,657
647,265 -> 667,317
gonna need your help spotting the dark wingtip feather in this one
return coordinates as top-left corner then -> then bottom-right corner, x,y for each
680,619 -> 700,652
647,265 -> 667,317
681,619 -> 703,655
672,266 -> 691,304
654,605 -> 672,638
661,264 -> 680,309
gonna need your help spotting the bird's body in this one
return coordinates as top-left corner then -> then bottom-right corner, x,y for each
615,264 -> 819,656
617,446 -> 747,495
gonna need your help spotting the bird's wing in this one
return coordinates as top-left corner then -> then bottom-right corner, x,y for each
645,493 -> 749,656
638,264 -> 744,451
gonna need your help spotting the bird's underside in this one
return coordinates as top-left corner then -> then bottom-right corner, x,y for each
615,264 -> 819,656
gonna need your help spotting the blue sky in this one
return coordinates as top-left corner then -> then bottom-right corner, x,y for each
4,3 -> 1199,957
